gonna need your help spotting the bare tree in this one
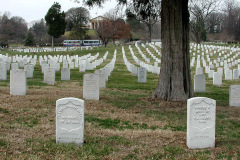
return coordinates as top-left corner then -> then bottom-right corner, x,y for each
189,0 -> 222,43
0,12 -> 28,44
96,9 -> 130,47
206,12 -> 223,34
96,19 -> 114,47
31,19 -> 50,45
222,0 -> 240,41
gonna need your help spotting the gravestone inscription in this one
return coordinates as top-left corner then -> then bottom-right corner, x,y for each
56,97 -> 84,146
187,97 -> 216,149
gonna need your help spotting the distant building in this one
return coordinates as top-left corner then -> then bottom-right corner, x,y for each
90,16 -> 107,29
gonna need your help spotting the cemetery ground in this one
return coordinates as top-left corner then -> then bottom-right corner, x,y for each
0,44 -> 240,159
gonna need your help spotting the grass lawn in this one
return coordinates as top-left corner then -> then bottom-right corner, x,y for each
0,44 -> 239,159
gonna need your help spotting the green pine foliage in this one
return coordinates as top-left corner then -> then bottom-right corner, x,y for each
24,32 -> 35,46
45,2 -> 66,38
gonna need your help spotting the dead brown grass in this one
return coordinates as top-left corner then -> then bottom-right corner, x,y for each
0,82 -> 185,159
0,81 -> 239,159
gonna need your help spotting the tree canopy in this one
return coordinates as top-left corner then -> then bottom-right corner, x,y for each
65,7 -> 90,40
127,0 -> 161,42
30,19 -> 49,45
24,31 -> 35,46
45,2 -> 66,38
0,13 -> 28,44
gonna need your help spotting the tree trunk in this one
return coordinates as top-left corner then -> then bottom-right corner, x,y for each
148,24 -> 152,43
52,36 -> 54,48
152,0 -> 194,101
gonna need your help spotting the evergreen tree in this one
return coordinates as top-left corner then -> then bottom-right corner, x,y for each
24,32 -> 35,46
45,2 -> 66,47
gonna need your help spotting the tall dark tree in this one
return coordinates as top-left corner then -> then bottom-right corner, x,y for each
126,9 -> 145,40
126,10 -> 142,33
80,0 -> 193,101
45,2 -> 66,47
24,31 -> 35,46
152,0 -> 193,101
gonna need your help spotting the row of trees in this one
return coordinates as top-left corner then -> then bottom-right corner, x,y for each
0,1 -> 160,47
19,2 -> 132,47
190,0 -> 240,43
3,0 -> 240,48
0,12 -> 28,46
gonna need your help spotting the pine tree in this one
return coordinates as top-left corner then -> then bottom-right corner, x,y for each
24,32 -> 35,46
45,2 -> 66,47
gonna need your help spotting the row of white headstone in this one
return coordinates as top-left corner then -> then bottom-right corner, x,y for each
56,96 -> 230,149
0,54 -> 37,82
122,46 -> 159,80
191,43 -> 240,95
8,51 -> 116,96
39,52 -> 110,84
83,50 -> 117,100
191,43 -> 240,72
11,46 -> 94,53
133,43 -> 161,74
0,50 -> 113,95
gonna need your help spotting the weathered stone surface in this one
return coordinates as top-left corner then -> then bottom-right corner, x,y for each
10,69 -> 26,95
83,73 -> 99,100
56,97 -> 84,146
187,97 -> 216,149
194,74 -> 205,92
229,85 -> 240,107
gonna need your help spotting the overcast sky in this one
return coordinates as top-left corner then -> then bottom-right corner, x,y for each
0,0 -> 118,24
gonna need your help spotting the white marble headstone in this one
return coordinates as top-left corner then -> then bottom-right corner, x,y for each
229,85 -> 240,107
79,63 -> 86,72
131,65 -> 138,75
83,73 -> 99,100
196,67 -> 203,75
225,69 -> 232,80
11,63 -> 19,70
138,67 -> 147,83
208,70 -> 214,78
61,68 -> 70,81
233,69 -> 239,79
0,62 -> 7,80
213,72 -> 222,86
187,97 -> 216,149
24,64 -> 34,78
56,97 -> 84,146
194,74 -> 205,92
95,70 -> 106,88
10,69 -> 26,95
44,67 -> 55,85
